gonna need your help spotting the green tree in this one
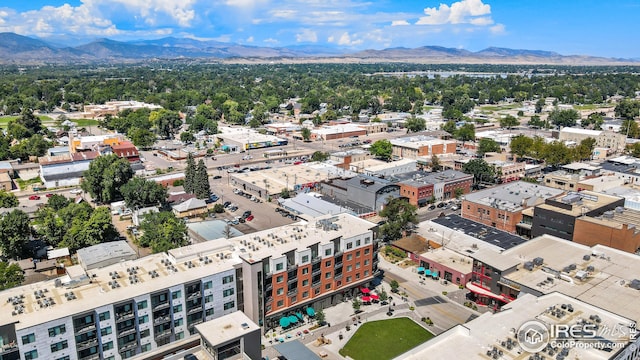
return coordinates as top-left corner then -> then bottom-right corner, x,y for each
477,138 -> 501,156
615,99 -> 640,120
63,207 -> 119,251
431,154 -> 442,172
621,119 -> 640,139
378,288 -> 388,303
180,131 -> 195,144
535,98 -> 545,113
0,191 -> 18,208
213,203 -> 225,213
15,108 -> 42,135
150,109 -> 182,139
405,116 -> 426,133
46,194 -> 70,211
0,262 -> 24,290
280,188 -> 291,199
629,143 -> 640,157
301,127 -> 312,141
499,115 -> 519,129
462,159 -> 496,184
194,159 -> 211,199
128,128 -> 156,149
311,151 -> 330,162
528,115 -> 549,129
81,154 -> 133,204
121,177 -> 168,209
455,123 -> 476,144
390,279 -> 400,293
582,112 -> 604,130
379,198 -> 417,241
184,153 -> 196,194
0,209 -> 32,259
352,298 -> 362,313
315,309 -> 326,324
509,135 -> 534,160
370,139 -> 392,161
441,120 -> 457,135
138,211 -> 188,253
573,137 -> 597,161
9,134 -> 51,160
548,108 -> 580,129
542,141 -> 572,167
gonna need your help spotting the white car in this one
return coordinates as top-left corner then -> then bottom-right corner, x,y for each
70,189 -> 82,194
451,205 -> 458,211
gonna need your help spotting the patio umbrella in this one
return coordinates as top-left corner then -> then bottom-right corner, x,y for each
288,315 -> 299,324
296,312 -> 304,321
279,317 -> 290,328
425,269 -> 431,276
362,296 -> 371,302
417,267 -> 425,273
306,307 -> 316,317
431,270 -> 439,278
370,294 -> 379,300
361,287 -> 370,294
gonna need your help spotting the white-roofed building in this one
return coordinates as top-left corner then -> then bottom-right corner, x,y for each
559,127 -> 626,152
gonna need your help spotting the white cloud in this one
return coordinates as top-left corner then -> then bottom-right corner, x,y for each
337,32 -> 362,46
224,0 -> 270,8
295,29 -> 318,43
490,23 -> 505,34
416,0 -> 492,26
391,20 -> 410,26
263,38 -> 279,43
327,35 -> 335,43
246,36 -> 254,42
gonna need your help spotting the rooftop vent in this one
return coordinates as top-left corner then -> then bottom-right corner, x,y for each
533,257 -> 544,266
630,279 -> 640,290
523,262 -> 534,271
583,254 -> 591,261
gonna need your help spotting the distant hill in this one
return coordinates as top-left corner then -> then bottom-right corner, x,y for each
0,32 -> 634,65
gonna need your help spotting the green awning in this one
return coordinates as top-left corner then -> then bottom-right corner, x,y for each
288,315 -> 298,323
279,317 -> 290,328
306,307 -> 316,317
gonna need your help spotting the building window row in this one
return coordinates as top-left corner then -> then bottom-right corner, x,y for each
48,324 -> 66,337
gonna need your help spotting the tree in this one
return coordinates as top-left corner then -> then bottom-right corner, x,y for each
352,298 -> 362,313
441,120 -> 457,135
455,123 -> 475,143
184,153 -> 196,194
455,188 -> 464,199
621,119 -> 640,139
615,99 -> 640,120
379,198 -> 417,241
81,154 -> 133,204
180,131 -> 195,144
431,154 -> 442,172
582,112 -> 604,130
46,194 -> 70,211
150,109 -> 182,139
311,151 -> 329,162
121,177 -> 168,209
0,209 -> 32,259
477,138 -> 501,156
315,309 -> 326,325
370,139 -> 392,161
405,116 -> 426,133
0,191 -> 18,208
63,207 -> 119,251
128,128 -> 156,149
390,279 -> 400,293
213,203 -> 225,213
509,135 -> 534,160
9,134 -> 51,160
301,127 -> 312,142
528,115 -> 549,129
280,188 -> 291,199
0,262 -> 24,290
15,109 -> 42,135
542,141 -> 572,167
462,159 -> 496,184
194,159 -> 211,199
573,137 -> 596,161
378,288 -> 389,303
499,115 -> 519,129
630,142 -> 640,157
535,98 -> 545,113
137,211 -> 188,253
548,108 -> 579,129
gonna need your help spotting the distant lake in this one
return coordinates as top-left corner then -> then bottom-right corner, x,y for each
188,220 -> 243,241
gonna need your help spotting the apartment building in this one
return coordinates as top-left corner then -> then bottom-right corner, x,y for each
559,127 -> 627,153
390,136 -> 456,160
487,160 -> 524,183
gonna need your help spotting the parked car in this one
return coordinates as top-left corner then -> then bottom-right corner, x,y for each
246,215 -> 254,221
242,210 -> 252,218
70,189 -> 82,194
28,195 -> 40,200
436,202 -> 446,208
45,193 -> 54,198
428,205 -> 436,210
210,195 -> 219,202
223,201 -> 232,208
212,175 -> 222,180
230,218 -> 240,225
451,205 -> 459,211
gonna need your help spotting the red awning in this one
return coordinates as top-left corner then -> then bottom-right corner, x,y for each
362,296 -> 372,302
360,287 -> 370,294
466,282 -> 512,303
370,294 -> 379,300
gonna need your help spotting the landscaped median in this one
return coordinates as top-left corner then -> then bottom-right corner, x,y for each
339,317 -> 434,360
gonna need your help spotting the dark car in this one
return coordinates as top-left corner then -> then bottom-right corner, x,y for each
428,205 -> 436,210
242,210 -> 252,218
210,195 -> 219,202
436,202 -> 446,208
223,201 -> 232,208
212,175 -> 222,179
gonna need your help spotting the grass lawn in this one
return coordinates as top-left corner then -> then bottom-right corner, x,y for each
0,115 -> 53,127
480,103 -> 522,111
339,318 -> 434,360
72,118 -> 100,127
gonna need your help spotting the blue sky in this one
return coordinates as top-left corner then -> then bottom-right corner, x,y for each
1,0 -> 638,57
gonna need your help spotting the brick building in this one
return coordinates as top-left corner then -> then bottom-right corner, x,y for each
462,182 -> 564,233
573,207 -> 640,254
487,160 -> 525,183
398,170 -> 472,206
390,136 -> 456,160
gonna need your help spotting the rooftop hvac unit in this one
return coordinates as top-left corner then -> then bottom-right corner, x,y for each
583,254 -> 591,261
630,279 -> 640,290
533,257 -> 544,266
586,265 -> 595,272
523,262 -> 534,271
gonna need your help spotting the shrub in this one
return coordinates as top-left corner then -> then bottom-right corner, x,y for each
442,291 -> 448,296
173,179 -> 184,186
409,306 -> 415,311
459,284 -> 464,289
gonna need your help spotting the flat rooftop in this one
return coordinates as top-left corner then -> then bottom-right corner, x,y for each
399,292 -> 634,360
464,181 -> 564,212
416,219 -> 505,256
365,158 -> 416,172
390,136 -> 454,149
431,215 -> 528,250
195,311 -> 259,346
419,247 -> 473,274
502,235 -> 640,324
535,191 -> 623,217
580,207 -> 640,231
231,164 -> 339,193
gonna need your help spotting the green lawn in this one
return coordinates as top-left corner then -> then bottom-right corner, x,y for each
339,318 -> 435,360
480,103 -> 522,111
72,118 -> 100,127
0,115 -> 53,127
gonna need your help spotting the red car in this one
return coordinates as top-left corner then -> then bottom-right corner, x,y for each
245,215 -> 254,222
28,195 -> 40,200
46,193 -> 53,198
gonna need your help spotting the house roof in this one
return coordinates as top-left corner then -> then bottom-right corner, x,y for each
172,198 -> 207,212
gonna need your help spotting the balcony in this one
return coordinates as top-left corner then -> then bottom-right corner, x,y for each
335,251 -> 343,257
265,296 -> 273,304
312,281 -> 321,288
287,263 -> 298,271
334,273 -> 343,280
79,355 -> 100,360
0,343 -> 18,355
287,277 -> 298,285
312,268 -> 321,276
187,307 -> 203,315
153,315 -> 171,325
265,283 -> 273,292
117,327 -> 137,337
153,302 -> 170,311
287,288 -> 298,296
74,323 -> 96,334
119,342 -> 138,352
154,329 -> 172,339
187,291 -> 202,300
76,338 -> 98,351
334,262 -> 343,269
115,312 -> 134,322
311,257 -> 321,265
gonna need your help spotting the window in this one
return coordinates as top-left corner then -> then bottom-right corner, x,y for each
301,255 -> 309,263
175,332 -> 184,340
277,288 -> 284,295
356,251 -> 361,258
364,270 -> 369,277
347,265 -> 352,272
205,294 -> 213,303
204,281 -> 213,290
276,275 -> 284,283
24,350 -> 38,360
346,243 -> 353,250
314,288 -> 320,295
139,315 -> 149,324
173,304 -> 183,313
290,296 -> 297,303
224,301 -> 235,310
48,324 -> 66,337
21,333 -> 35,345
325,261 -> 331,267
302,279 -> 309,286
50,340 -> 68,352
174,318 -> 184,327
98,311 -> 110,322
365,237 -> 371,244
346,276 -> 351,283
222,275 -> 234,284
277,300 -> 284,307
346,254 -> 353,261
302,291 -> 309,298
101,326 -> 112,336
172,290 -> 181,299
205,308 -> 214,317
325,249 -> 332,256
103,341 -> 113,351
105,357 -> 115,360
276,263 -> 284,271
356,239 -> 361,246
56,356 -> 70,360
356,262 -> 361,269
325,272 -> 331,279
302,268 -> 309,275
223,288 -> 235,297
140,329 -> 150,338
364,248 -> 370,255
141,343 -> 152,352
325,284 -> 331,290
137,300 -> 148,310
356,273 -> 361,279
364,260 -> 369,266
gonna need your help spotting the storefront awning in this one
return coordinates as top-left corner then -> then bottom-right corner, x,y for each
466,282 -> 512,303
306,307 -> 316,317
296,312 -> 304,320
280,317 -> 290,328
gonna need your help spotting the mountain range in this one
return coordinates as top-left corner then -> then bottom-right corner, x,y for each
0,32 -> 634,65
